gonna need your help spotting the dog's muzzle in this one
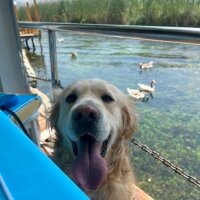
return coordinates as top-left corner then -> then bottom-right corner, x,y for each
70,103 -> 110,191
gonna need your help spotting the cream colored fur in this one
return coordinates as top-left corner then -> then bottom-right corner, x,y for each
49,78 -> 137,200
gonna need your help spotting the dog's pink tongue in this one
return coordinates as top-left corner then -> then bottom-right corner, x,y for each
72,135 -> 108,191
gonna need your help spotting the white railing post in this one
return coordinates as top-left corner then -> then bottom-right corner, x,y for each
48,29 -> 59,99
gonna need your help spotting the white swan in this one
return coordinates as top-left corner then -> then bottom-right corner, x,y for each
139,61 -> 154,70
57,38 -> 64,43
127,88 -> 146,100
138,80 -> 156,93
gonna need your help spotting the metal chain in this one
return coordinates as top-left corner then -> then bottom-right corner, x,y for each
132,138 -> 200,189
26,75 -> 51,82
26,75 -> 64,89
54,80 -> 64,89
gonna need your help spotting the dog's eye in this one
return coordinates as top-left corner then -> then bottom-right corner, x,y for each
101,94 -> 114,103
65,93 -> 77,103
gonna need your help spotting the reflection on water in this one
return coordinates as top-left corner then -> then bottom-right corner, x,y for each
27,31 -> 200,200
26,49 -> 52,96
26,51 -> 44,66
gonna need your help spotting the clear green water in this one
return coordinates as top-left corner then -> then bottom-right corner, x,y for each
27,31 -> 200,200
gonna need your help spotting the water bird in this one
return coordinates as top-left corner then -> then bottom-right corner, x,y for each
127,88 -> 146,100
138,80 -> 156,93
70,52 -> 78,59
57,38 -> 64,43
139,61 -> 154,70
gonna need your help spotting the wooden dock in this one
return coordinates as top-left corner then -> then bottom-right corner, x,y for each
15,0 -> 41,50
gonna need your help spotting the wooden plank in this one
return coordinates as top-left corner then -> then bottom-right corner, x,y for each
133,184 -> 154,200
20,33 -> 40,39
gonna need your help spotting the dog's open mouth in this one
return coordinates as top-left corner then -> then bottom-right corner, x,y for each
71,134 -> 111,191
72,134 -> 110,157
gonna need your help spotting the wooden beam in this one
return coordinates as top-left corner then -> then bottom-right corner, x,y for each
25,1 -> 32,21
33,0 -> 40,22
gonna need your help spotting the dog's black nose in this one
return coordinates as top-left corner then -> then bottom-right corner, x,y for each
72,104 -> 100,122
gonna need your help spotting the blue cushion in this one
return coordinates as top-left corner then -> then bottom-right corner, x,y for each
0,111 -> 89,200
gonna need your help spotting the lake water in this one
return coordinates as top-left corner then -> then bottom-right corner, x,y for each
27,30 -> 200,200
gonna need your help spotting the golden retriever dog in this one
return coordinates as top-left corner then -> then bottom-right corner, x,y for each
49,78 -> 137,200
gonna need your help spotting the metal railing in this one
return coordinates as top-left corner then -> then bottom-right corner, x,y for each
18,22 -> 200,36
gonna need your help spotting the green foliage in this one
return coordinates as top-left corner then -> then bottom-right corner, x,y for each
106,0 -> 131,24
18,6 -> 27,21
132,104 -> 200,200
17,0 -> 200,26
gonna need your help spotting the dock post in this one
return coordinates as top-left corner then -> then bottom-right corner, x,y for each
48,29 -> 59,100
31,38 -> 36,51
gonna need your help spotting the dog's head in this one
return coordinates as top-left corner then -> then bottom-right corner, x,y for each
49,78 -> 137,191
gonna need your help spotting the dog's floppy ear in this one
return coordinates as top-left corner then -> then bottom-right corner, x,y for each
49,88 -> 63,130
49,99 -> 60,131
121,97 -> 137,139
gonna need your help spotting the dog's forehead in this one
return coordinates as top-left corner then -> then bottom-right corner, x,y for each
62,79 -> 124,100
72,79 -> 123,95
